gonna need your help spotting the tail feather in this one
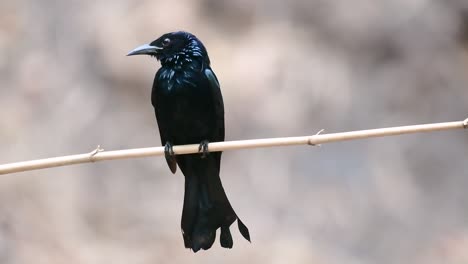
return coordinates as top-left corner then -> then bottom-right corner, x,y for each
181,175 -> 198,249
178,154 -> 250,252
191,228 -> 215,252
237,217 -> 251,242
220,226 -> 233,248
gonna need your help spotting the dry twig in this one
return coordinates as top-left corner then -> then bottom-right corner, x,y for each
0,118 -> 466,175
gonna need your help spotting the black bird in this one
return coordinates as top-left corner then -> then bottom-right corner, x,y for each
127,31 -> 250,252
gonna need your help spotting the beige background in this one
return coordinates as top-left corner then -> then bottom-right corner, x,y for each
1,0 -> 468,263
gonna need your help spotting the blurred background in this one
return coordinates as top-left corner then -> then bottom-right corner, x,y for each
1,0 -> 468,263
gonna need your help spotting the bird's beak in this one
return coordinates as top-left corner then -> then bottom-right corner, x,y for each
127,43 -> 163,56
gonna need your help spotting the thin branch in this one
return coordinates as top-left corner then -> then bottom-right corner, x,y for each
1,118 -> 467,175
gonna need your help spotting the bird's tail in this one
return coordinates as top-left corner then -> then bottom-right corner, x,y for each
237,217 -> 251,242
178,154 -> 250,252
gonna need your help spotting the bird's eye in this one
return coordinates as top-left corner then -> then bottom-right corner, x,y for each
162,38 -> 171,47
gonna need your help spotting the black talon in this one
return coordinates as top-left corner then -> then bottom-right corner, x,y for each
198,140 -> 209,158
164,142 -> 177,174
164,142 -> 175,156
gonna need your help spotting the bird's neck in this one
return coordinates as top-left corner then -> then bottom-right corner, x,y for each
157,57 -> 207,90
160,55 -> 205,72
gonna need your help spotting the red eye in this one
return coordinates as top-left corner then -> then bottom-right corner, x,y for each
162,38 -> 171,47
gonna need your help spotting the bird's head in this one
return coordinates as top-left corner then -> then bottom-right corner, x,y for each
127,31 -> 209,67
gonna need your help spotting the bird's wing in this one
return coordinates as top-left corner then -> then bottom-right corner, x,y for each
152,77 -> 177,174
204,68 -> 225,142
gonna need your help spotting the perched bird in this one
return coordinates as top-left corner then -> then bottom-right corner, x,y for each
127,31 -> 250,252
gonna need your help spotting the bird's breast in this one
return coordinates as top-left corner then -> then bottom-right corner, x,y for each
153,69 -> 216,142
157,68 -> 199,94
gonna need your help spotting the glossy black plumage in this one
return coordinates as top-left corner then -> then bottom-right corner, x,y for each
128,31 -> 250,252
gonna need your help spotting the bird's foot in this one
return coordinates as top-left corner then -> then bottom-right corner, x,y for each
164,142 -> 175,159
164,141 -> 177,173
198,140 -> 209,158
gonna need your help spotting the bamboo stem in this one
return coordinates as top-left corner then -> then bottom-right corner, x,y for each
0,118 -> 466,175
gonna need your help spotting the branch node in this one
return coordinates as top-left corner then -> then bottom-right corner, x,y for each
463,117 -> 468,129
89,145 -> 104,160
308,129 -> 325,147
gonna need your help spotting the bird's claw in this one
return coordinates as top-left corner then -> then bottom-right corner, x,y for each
164,142 -> 175,158
198,140 -> 209,158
